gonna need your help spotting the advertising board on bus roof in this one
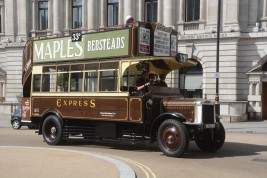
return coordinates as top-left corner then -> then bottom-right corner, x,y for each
33,29 -> 131,63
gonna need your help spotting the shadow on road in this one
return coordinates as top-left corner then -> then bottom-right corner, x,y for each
55,138 -> 267,159
185,141 -> 267,159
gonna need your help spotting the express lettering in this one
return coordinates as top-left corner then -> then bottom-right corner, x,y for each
57,99 -> 96,108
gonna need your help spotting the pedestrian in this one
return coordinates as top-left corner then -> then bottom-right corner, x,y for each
125,15 -> 135,27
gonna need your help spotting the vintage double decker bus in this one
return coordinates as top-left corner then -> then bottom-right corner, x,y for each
22,22 -> 225,157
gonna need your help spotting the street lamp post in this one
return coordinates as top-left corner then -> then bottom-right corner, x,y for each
215,0 -> 222,116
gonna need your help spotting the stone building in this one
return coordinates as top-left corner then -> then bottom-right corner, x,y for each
0,0 -> 266,122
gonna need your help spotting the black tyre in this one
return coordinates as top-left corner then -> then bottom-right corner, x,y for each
195,122 -> 225,152
42,115 -> 63,145
12,119 -> 21,130
157,119 -> 189,157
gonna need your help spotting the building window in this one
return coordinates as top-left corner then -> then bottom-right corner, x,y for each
179,62 -> 203,98
0,3 -> 3,33
107,0 -> 119,26
0,13 -> 1,33
0,67 -> 6,102
145,0 -> 157,23
38,1 -> 48,30
262,62 -> 267,71
0,9 -> 2,33
72,0 -> 82,29
185,0 -> 200,22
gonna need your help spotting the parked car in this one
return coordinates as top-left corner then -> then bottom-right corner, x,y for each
11,107 -> 37,129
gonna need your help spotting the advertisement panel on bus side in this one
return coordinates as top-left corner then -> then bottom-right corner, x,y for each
32,29 -> 131,63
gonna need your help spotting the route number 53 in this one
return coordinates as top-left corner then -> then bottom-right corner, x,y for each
71,32 -> 82,42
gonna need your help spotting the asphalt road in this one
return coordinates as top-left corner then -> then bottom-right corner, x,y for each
0,127 -> 267,178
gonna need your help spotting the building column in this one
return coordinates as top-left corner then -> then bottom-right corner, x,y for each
124,0 -> 136,23
256,82 -> 261,107
199,0 -> 206,30
64,0 -> 70,35
163,0 -> 175,28
5,0 -> 15,41
17,0 -> 28,41
248,0 -> 259,31
249,82 -> 253,95
177,0 -> 185,31
47,0 -> 53,36
0,82 -> 5,100
157,0 -> 163,23
87,0 -> 97,31
199,0 -> 206,21
137,0 -> 145,21
0,82 -> 3,98
223,0 -> 240,32
81,0 -> 87,31
31,0 -> 37,37
118,0 -> 125,24
256,82 -> 261,95
53,0 -> 61,36
206,0 -> 218,32
100,0 -> 107,27
0,2 -> 4,33
261,0 -> 267,29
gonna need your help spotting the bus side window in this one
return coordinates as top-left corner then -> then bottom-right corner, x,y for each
121,69 -> 136,93
99,70 -> 117,91
56,73 -> 69,92
99,62 -> 118,92
84,71 -> 98,92
70,72 -> 83,92
33,74 -> 41,92
42,74 -> 56,92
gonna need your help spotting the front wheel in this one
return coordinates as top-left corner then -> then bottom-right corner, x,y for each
157,119 -> 189,157
42,115 -> 63,145
195,122 -> 225,152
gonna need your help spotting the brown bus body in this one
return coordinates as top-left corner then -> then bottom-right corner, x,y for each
22,22 -> 225,157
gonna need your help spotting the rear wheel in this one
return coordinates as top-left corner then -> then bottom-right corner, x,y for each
195,122 -> 225,152
157,119 -> 189,157
42,115 -> 63,145
12,119 -> 21,130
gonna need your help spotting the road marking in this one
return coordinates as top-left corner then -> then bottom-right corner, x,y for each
0,146 -> 136,178
100,153 -> 156,178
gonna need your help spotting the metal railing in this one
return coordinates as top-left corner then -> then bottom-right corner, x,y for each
184,21 -> 200,30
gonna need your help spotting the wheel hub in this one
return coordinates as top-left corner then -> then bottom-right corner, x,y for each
166,135 -> 175,144
51,127 -> 56,134
162,126 -> 180,151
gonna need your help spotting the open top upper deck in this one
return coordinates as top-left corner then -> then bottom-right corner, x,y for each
23,22 -> 190,82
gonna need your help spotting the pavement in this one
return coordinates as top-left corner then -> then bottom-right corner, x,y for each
1,114 -> 267,178
222,120 -> 267,134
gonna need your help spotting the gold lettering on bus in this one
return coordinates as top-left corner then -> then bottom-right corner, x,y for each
56,99 -> 96,108
90,99 -> 96,108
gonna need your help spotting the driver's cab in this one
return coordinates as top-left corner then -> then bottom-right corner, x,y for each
120,56 -> 189,97
119,56 -> 191,122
